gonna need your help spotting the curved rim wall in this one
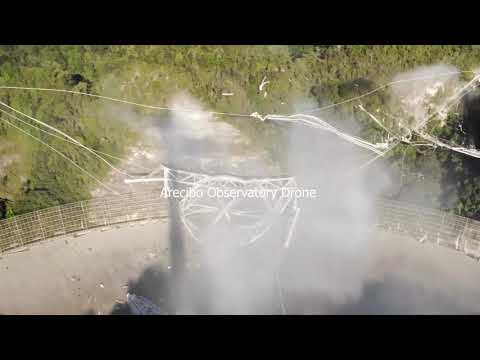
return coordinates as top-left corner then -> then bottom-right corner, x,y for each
1,192 -> 480,261
0,191 -> 168,254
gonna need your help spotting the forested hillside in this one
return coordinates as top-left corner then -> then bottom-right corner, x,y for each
1,45 -> 480,219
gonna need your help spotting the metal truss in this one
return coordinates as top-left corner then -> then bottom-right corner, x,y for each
162,166 -> 300,249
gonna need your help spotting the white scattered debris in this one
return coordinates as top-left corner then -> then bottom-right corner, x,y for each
131,147 -> 155,160
257,76 -> 270,98
250,112 -> 266,121
374,142 -> 390,150
419,234 -> 427,243
222,92 -> 234,96
259,76 -> 270,92
99,283 -> 104,289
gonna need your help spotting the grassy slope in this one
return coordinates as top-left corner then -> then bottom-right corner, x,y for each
1,45 -> 480,218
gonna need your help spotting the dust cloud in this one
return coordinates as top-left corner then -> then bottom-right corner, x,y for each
389,64 -> 461,129
116,69 -> 480,314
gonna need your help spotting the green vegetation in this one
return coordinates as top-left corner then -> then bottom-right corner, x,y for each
1,45 -> 480,218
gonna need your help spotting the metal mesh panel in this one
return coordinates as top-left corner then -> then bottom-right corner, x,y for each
2,192 -> 480,261
0,190 -> 168,254
377,198 -> 480,260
